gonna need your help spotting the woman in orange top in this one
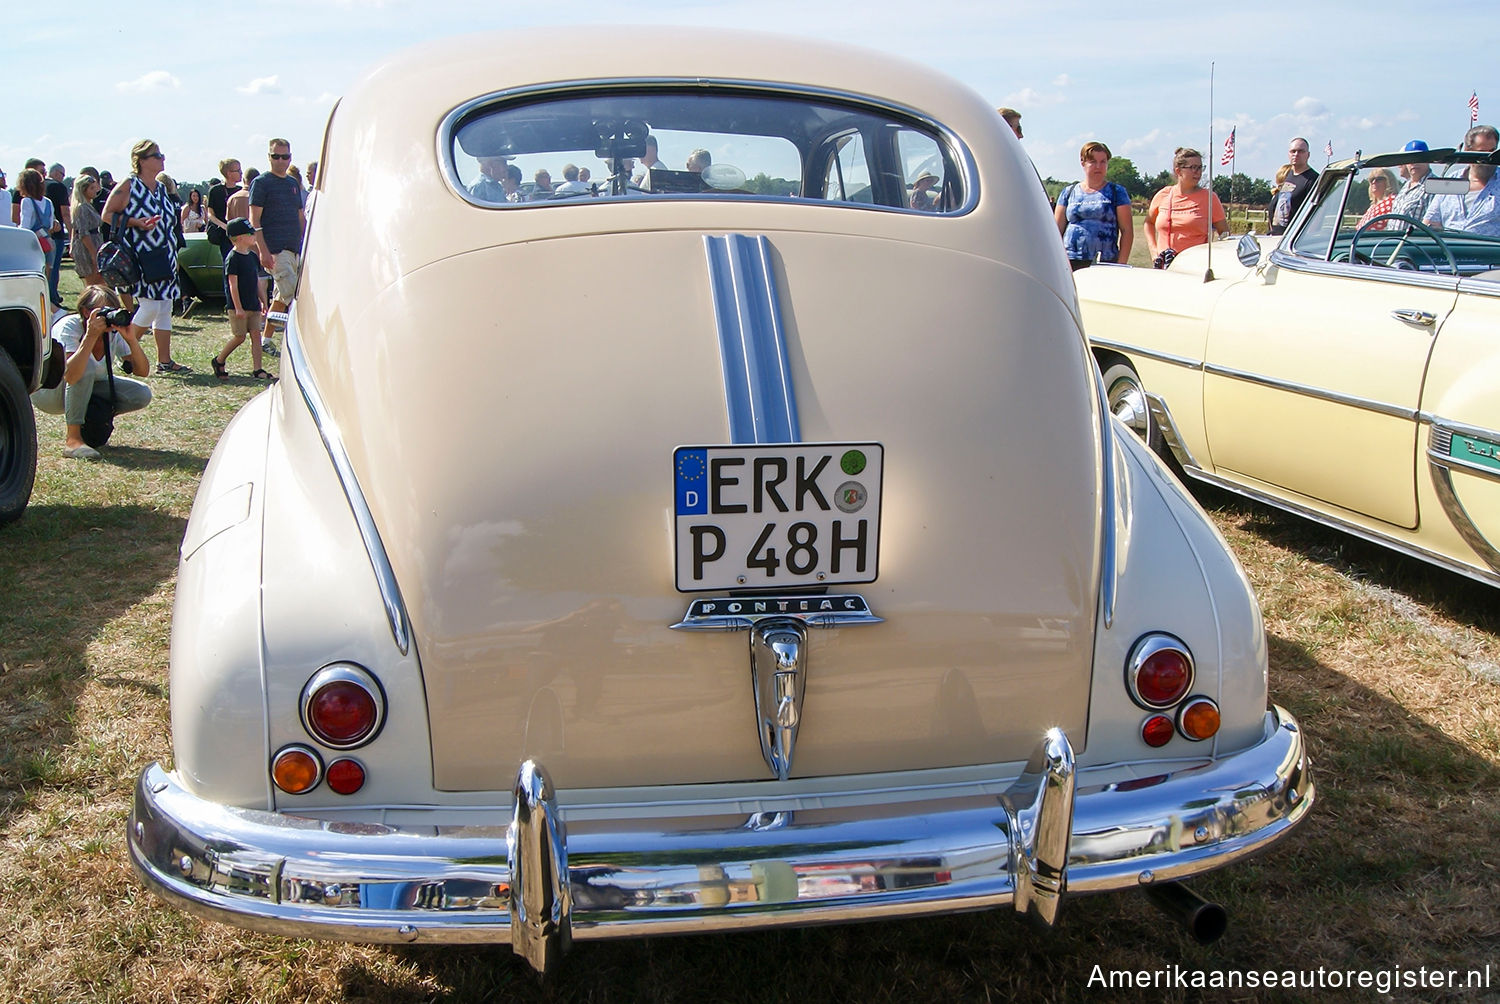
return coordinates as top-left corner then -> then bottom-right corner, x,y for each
1145,147 -> 1228,267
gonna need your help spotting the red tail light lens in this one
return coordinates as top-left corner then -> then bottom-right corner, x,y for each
1141,714 -> 1175,748
1126,634 -> 1194,709
1178,697 -> 1221,741
326,758 -> 367,795
301,664 -> 386,749
272,745 -> 323,794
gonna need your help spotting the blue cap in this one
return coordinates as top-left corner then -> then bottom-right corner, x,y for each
1404,140 -> 1429,152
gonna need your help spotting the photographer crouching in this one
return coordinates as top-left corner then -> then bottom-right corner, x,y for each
32,287 -> 152,460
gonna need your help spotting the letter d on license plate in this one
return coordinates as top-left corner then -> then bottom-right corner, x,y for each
674,443 -> 883,592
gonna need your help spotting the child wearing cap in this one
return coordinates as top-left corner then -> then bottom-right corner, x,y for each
212,218 -> 271,381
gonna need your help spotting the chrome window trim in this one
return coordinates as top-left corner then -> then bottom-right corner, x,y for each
1457,275 -> 1500,297
435,78 -> 979,218
1267,247 -> 1463,294
285,315 -> 414,656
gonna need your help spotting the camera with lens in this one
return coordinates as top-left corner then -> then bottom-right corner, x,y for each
98,307 -> 134,328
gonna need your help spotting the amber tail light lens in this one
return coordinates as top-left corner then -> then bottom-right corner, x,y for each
1125,634 -> 1194,709
272,745 -> 323,794
1178,697 -> 1221,741
301,664 -> 386,749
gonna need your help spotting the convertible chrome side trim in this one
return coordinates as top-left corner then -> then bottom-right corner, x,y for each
285,315 -> 414,655
1090,342 -> 1417,422
704,234 -> 800,444
129,709 -> 1309,974
1089,337 -> 1203,372
1148,396 -> 1500,588
1201,363 -> 1416,421
1427,425 -> 1500,574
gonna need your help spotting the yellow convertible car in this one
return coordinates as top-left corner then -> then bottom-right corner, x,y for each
1078,140 -> 1500,588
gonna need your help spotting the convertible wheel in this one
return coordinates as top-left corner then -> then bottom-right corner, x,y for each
1100,360 -> 1163,455
0,350 -> 39,525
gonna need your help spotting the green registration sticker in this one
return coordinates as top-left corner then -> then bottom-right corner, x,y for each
1450,433 -> 1500,474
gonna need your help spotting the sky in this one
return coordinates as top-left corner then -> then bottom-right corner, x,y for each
5,0 -> 1496,190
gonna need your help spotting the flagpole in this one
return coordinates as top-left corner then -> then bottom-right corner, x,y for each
1205,61 -> 1214,282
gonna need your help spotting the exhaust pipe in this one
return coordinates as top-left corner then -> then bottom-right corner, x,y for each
1144,882 -> 1227,945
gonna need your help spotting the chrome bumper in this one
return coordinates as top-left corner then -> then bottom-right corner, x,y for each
130,708 -> 1310,973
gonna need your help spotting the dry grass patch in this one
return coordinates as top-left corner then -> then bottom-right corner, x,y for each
2,273 -> 1498,1000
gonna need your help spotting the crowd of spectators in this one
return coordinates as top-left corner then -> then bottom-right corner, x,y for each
3,138 -> 313,459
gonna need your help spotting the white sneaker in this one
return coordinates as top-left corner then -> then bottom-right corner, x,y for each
63,445 -> 101,460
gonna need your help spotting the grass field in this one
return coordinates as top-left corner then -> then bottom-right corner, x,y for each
2,271 -> 1498,1002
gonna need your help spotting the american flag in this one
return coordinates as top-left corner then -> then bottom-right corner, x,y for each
1470,91 -> 1480,123
1324,139 -> 1334,159
1220,128 -> 1235,166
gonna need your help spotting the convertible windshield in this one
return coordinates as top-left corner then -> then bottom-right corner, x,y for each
449,88 -> 967,214
1290,152 -> 1500,280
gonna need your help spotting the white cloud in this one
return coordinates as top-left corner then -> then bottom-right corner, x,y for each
1292,96 -> 1328,118
1119,129 -> 1162,156
1001,86 -> 1067,110
115,71 -> 180,94
1051,73 -> 1070,88
237,75 -> 283,96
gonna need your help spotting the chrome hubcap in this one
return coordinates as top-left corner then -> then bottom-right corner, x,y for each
1107,377 -> 1150,439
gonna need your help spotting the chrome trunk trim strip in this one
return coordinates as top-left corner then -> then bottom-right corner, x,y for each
285,315 -> 413,655
704,234 -> 799,444
127,710 -> 1310,963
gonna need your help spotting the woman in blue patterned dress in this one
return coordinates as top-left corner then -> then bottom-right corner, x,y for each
102,139 -> 189,373
1054,141 -> 1134,270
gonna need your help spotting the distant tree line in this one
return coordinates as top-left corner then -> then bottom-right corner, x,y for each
1046,157 -> 1277,206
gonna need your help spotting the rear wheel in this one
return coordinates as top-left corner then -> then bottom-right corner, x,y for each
1100,360 -> 1163,456
0,350 -> 39,525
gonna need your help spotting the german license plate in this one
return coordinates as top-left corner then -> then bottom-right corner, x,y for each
674,443 -> 883,592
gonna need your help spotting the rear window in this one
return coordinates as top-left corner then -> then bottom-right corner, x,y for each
447,87 -> 970,215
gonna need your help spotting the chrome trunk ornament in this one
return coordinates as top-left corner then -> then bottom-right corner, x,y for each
749,619 -> 809,780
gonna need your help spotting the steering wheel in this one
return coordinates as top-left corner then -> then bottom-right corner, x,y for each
1350,213 -> 1458,275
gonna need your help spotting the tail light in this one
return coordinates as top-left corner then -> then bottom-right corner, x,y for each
1140,713 -> 1175,748
1178,697 -> 1221,741
326,758 -> 367,795
272,745 -> 323,794
301,664 -> 386,749
1125,634 -> 1194,709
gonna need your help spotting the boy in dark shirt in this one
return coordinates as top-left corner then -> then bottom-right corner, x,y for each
211,218 -> 272,381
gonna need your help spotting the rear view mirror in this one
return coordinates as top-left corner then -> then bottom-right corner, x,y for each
1425,176 -> 1470,196
1235,232 -> 1263,268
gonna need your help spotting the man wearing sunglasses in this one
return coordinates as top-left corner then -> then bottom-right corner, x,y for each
249,138 -> 306,352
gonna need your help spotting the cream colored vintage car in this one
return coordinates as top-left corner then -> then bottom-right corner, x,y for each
0,227 -> 49,523
128,28 -> 1312,971
1078,143 -> 1500,589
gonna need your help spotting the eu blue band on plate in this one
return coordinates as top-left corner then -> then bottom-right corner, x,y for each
676,449 -> 708,515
